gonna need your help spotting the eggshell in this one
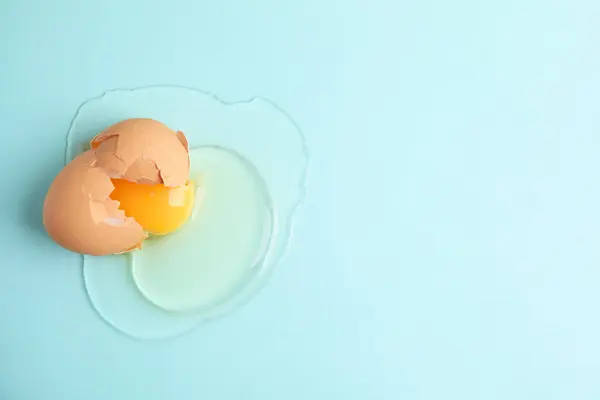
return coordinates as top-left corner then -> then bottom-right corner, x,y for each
44,118 -> 191,255
91,118 -> 190,187
43,150 -> 146,256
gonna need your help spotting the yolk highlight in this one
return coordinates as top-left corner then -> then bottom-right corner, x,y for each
109,179 -> 195,235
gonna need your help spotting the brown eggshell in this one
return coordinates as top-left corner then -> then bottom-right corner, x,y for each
43,150 -> 146,256
91,118 -> 190,187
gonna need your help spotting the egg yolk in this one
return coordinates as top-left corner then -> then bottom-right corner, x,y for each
109,179 -> 195,235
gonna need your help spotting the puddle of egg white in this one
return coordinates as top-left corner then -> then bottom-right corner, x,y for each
65,86 -> 308,339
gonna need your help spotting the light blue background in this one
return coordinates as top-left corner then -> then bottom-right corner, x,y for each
1,1 -> 600,399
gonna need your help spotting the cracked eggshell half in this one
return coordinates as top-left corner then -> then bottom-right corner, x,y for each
91,118 -> 190,187
43,150 -> 146,256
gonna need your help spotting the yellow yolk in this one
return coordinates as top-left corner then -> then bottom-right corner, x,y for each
109,179 -> 195,235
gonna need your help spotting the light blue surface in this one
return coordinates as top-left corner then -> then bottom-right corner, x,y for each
1,0 -> 600,399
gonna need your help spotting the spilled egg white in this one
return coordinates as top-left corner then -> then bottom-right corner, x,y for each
54,87 -> 308,340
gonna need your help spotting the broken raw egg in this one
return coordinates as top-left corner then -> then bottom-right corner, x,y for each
43,118 -> 196,255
